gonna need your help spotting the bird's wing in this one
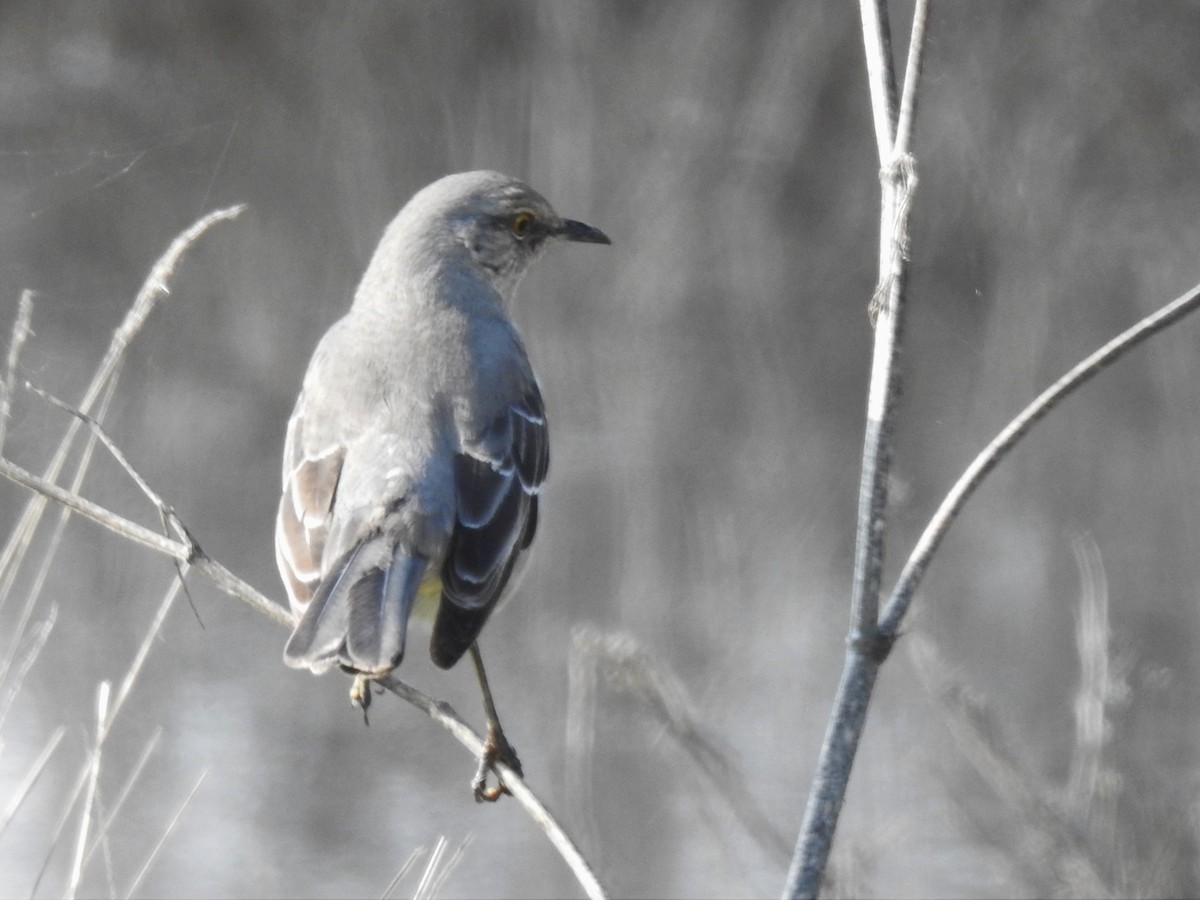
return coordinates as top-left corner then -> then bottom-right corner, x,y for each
274,388 -> 344,619
431,381 -> 548,668
278,383 -> 436,674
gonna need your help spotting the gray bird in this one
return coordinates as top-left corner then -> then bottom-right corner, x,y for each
276,171 -> 608,799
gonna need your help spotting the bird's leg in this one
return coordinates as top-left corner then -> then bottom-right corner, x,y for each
349,673 -> 372,726
469,642 -> 523,802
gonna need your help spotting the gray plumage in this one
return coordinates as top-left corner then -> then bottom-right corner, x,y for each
277,171 -> 608,678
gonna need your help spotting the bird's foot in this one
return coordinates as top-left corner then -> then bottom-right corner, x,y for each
349,674 -> 372,726
472,724 -> 523,803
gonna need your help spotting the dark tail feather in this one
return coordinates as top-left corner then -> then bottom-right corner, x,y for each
344,550 -> 425,673
284,541 -> 425,675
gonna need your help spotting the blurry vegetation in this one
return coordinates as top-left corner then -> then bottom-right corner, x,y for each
909,535 -> 1200,897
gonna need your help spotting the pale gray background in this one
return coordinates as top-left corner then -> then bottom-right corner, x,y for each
1,3 -> 1198,897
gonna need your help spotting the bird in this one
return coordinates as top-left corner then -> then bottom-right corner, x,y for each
275,170 -> 609,800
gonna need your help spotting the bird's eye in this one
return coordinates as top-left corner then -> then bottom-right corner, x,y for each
511,211 -> 534,238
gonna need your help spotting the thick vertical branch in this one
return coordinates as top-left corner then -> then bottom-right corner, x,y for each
783,2 -> 929,897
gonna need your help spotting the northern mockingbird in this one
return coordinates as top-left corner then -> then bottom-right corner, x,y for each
276,171 -> 608,799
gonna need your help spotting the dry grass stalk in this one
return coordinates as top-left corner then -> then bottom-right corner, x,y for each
569,625 -> 792,869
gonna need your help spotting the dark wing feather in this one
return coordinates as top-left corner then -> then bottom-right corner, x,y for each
431,385 -> 548,669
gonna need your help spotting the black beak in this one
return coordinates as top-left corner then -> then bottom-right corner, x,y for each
558,218 -> 611,245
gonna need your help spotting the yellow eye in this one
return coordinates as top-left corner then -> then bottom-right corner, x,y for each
511,211 -> 535,238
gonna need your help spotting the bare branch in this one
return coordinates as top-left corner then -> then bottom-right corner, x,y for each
0,452 -> 292,629
879,278 -> 1200,637
784,5 -> 930,898
0,204 -> 245,620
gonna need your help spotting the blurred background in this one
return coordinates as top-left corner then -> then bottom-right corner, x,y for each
1,2 -> 1199,897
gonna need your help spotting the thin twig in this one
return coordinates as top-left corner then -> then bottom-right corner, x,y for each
0,604 -> 56,734
424,834 -> 471,899
0,452 -> 292,628
0,452 -> 185,559
0,289 -> 33,456
27,384 -> 188,539
27,381 -> 205,622
377,844 -> 426,900
893,0 -> 929,158
0,379 -> 117,686
859,0 -> 898,162
122,769 -> 208,900
0,725 -> 65,839
0,204 -> 245,619
413,835 -> 447,900
879,278 -> 1200,636
67,681 -> 110,899
83,728 -> 164,868
26,578 -> 183,897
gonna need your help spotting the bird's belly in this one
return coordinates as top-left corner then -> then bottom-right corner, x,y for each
410,571 -> 444,625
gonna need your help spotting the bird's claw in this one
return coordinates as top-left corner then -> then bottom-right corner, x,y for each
472,726 -> 523,803
350,674 -> 372,726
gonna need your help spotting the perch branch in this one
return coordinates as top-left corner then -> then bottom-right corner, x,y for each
0,423 -> 606,899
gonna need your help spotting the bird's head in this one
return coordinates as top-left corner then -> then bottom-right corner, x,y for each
399,171 -> 610,300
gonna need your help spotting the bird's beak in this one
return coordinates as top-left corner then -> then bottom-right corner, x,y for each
558,218 -> 611,245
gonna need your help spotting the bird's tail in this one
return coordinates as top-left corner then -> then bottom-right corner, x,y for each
284,540 -> 426,676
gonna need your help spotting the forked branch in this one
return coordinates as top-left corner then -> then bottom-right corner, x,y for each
785,1 -> 1200,898
784,1 -> 930,896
